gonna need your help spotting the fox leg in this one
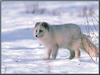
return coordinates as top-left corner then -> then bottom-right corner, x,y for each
69,39 -> 81,59
44,48 -> 52,60
75,49 -> 80,58
47,49 -> 52,59
69,50 -> 75,59
51,45 -> 58,60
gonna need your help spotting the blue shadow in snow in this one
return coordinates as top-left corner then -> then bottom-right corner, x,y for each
1,28 -> 35,42
2,46 -> 44,50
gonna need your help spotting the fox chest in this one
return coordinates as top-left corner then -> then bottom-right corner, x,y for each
38,36 -> 56,48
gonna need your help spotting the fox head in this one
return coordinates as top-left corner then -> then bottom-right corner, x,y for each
33,22 -> 49,38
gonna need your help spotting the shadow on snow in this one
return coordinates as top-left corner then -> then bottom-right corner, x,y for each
1,28 -> 35,42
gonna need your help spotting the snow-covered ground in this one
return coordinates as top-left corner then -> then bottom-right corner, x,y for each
1,1 -> 99,74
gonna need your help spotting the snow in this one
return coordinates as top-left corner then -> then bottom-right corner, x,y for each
1,1 -> 99,74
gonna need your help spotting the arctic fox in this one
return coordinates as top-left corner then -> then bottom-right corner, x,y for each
33,22 -> 98,60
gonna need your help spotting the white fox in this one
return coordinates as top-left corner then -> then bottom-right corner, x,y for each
33,22 -> 98,60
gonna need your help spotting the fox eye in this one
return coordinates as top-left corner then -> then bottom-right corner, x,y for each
36,30 -> 37,32
39,30 -> 43,33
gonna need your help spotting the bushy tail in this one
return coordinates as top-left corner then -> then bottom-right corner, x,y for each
81,34 -> 99,63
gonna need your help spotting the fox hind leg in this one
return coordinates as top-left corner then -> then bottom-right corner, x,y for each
69,49 -> 80,59
69,50 -> 75,59
69,39 -> 81,59
75,49 -> 80,58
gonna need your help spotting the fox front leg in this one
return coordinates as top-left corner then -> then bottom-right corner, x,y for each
47,48 -> 52,59
43,48 -> 52,60
51,45 -> 59,60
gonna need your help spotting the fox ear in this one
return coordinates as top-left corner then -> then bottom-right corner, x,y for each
42,22 -> 49,31
35,22 -> 40,27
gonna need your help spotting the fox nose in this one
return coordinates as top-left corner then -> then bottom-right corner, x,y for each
36,35 -> 38,37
